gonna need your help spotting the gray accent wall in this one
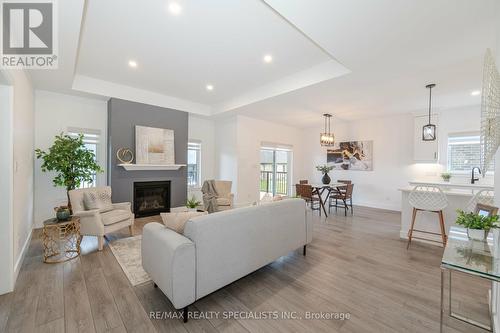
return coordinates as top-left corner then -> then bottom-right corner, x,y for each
107,98 -> 188,209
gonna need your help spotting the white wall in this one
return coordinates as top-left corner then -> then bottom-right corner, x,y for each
213,115 -> 307,203
0,69 -> 35,294
303,106 -> 484,211
12,71 -> 35,283
34,90 -> 108,228
236,115 -> 306,203
0,83 -> 14,294
188,115 -> 216,182
215,116 -> 239,194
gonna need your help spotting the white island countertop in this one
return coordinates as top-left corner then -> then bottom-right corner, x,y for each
408,180 -> 493,190
399,186 -> 489,197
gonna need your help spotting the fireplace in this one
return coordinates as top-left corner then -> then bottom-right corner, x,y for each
133,181 -> 171,217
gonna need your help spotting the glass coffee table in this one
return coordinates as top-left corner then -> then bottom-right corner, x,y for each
440,226 -> 500,332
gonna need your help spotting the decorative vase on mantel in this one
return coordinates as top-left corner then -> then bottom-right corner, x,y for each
322,173 -> 331,185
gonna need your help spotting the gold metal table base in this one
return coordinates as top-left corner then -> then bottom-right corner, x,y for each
42,217 -> 81,264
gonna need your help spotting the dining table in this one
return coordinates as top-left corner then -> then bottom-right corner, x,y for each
310,183 -> 348,217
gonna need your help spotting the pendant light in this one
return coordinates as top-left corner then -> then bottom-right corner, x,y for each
422,84 -> 437,141
320,113 -> 335,146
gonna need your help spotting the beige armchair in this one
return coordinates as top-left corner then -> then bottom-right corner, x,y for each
201,180 -> 234,212
69,186 -> 133,251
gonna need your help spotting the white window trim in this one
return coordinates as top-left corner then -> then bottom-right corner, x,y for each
188,140 -> 202,189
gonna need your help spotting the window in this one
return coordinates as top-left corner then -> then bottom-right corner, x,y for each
260,143 -> 293,197
447,133 -> 492,173
188,141 -> 201,188
67,127 -> 101,188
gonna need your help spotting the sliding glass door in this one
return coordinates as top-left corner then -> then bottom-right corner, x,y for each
260,146 -> 292,198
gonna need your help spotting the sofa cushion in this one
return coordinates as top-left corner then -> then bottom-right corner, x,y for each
161,211 -> 208,234
101,209 -> 131,226
83,189 -> 113,212
216,197 -> 231,206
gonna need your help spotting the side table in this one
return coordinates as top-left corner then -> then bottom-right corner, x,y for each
42,216 -> 81,263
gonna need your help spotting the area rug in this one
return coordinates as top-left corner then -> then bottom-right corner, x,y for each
108,235 -> 151,286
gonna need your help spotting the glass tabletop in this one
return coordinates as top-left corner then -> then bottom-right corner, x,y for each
442,226 -> 500,281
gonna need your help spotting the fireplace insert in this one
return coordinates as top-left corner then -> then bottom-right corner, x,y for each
133,181 -> 171,217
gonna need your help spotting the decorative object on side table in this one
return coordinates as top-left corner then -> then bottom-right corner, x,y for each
455,206 -> 499,241
54,206 -> 71,221
440,172 -> 452,182
116,147 -> 134,164
35,133 -> 103,212
316,164 -> 334,184
42,216 -> 81,263
186,195 -> 202,212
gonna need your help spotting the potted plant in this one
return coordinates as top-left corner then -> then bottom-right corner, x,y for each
316,164 -> 334,185
455,210 -> 499,241
35,133 -> 103,213
186,196 -> 201,212
54,206 -> 71,221
441,172 -> 452,182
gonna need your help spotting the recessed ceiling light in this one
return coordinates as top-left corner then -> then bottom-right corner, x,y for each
206,84 -> 214,91
471,90 -> 481,96
168,2 -> 182,15
128,60 -> 137,68
263,54 -> 273,63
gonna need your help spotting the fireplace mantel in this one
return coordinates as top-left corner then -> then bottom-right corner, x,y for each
118,164 -> 185,171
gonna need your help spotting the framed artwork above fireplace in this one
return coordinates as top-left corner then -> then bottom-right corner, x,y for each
135,125 -> 175,165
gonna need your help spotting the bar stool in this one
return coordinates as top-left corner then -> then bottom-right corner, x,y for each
407,185 -> 448,249
466,189 -> 494,212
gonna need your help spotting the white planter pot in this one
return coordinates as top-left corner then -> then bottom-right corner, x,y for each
467,228 -> 488,241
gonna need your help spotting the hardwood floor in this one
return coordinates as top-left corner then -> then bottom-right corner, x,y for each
0,206 -> 491,332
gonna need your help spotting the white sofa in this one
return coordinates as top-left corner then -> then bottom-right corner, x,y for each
142,198 -> 312,321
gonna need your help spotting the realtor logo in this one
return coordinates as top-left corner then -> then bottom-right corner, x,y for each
1,0 -> 58,69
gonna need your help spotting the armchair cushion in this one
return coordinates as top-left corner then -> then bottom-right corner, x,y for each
101,209 -> 132,226
83,188 -> 113,212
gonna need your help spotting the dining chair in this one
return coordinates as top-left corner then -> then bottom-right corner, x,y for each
329,184 -> 354,216
336,179 -> 351,194
299,180 -> 309,184
295,184 -> 321,214
407,185 -> 448,249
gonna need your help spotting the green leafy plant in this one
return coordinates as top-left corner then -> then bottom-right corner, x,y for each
35,133 -> 103,209
441,172 -> 452,181
316,164 -> 334,174
186,196 -> 201,209
455,210 -> 499,231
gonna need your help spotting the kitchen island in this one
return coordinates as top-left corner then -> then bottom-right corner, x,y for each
400,182 -> 493,246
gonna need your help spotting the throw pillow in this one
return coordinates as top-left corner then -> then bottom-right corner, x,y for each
161,211 -> 208,234
83,190 -> 113,212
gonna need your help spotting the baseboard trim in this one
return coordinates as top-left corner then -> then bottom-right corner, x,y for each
353,201 -> 401,212
13,227 -> 33,285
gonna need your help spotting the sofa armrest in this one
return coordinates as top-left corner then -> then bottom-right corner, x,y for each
112,202 -> 131,211
141,223 -> 196,309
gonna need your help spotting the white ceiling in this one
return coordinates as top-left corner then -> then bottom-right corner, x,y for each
27,0 -> 500,126
74,0 -> 348,113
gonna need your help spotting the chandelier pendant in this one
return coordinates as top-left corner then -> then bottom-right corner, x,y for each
320,113 -> 335,146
